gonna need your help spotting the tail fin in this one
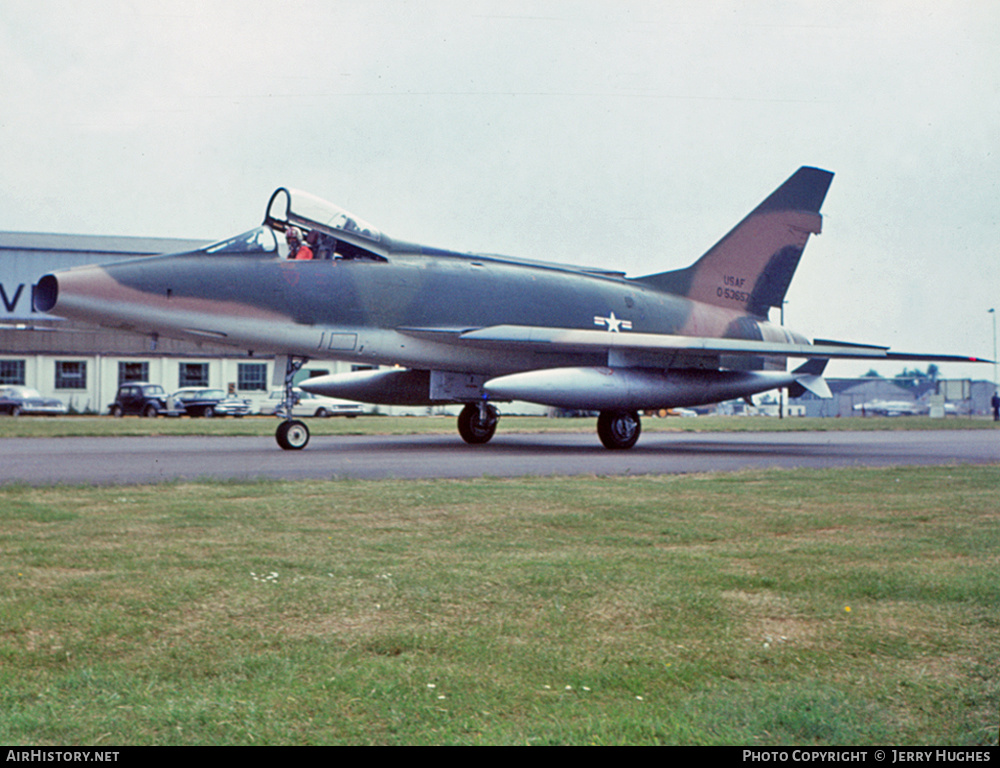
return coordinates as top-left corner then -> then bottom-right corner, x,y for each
635,166 -> 834,318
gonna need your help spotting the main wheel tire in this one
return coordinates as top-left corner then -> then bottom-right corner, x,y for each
202,406 -> 214,418
597,410 -> 641,450
457,403 -> 498,445
276,419 -> 310,450
143,404 -> 158,418
111,404 -> 124,418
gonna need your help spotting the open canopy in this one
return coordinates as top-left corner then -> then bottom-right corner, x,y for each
264,188 -> 381,243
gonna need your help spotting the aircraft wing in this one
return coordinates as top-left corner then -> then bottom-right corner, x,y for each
400,325 -> 990,363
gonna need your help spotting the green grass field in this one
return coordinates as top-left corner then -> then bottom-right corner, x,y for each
1,465 -> 997,745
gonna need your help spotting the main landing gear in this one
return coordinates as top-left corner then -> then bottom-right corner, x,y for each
457,402 -> 499,445
455,404 -> 641,449
275,356 -> 310,450
597,409 -> 641,450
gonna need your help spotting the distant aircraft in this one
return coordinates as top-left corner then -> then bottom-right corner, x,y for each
852,400 -> 927,417
35,167 -> 990,450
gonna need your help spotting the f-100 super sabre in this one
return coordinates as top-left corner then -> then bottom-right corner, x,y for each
35,166 -> 989,450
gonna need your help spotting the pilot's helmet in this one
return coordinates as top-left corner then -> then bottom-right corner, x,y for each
286,226 -> 303,243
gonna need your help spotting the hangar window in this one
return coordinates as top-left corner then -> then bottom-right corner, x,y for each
55,361 -> 87,390
118,361 -> 150,385
237,363 -> 267,391
0,359 -> 26,385
179,362 -> 209,388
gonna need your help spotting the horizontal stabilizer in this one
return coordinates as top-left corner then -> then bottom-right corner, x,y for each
815,338 -> 993,364
884,352 -> 994,363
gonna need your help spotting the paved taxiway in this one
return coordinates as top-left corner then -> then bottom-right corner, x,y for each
1,430 -> 997,485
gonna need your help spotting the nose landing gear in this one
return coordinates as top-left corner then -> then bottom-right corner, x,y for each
275,355 -> 310,450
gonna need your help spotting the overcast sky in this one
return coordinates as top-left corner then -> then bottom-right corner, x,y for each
2,0 -> 997,381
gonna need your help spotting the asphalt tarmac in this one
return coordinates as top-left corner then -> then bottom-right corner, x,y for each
1,430 -> 997,485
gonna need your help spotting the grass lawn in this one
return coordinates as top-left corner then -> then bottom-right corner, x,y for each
0,465 -> 997,745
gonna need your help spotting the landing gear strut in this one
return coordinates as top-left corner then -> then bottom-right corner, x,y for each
597,409 -> 641,450
275,355 -> 310,450
457,402 -> 499,445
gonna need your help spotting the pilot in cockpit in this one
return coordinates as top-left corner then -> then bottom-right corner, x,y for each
285,226 -> 314,260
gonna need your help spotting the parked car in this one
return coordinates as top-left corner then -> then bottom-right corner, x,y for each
0,386 -> 68,416
110,382 -> 168,417
263,388 -> 364,418
169,388 -> 251,418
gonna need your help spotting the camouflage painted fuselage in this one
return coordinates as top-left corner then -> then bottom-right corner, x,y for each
38,237 -> 807,378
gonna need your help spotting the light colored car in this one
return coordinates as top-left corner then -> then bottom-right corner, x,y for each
263,388 -> 364,418
0,386 -> 68,416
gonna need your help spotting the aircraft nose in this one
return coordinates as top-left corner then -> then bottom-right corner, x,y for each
31,264 -> 133,326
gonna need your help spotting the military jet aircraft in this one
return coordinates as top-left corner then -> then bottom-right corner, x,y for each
852,399 -> 929,417
35,167 -> 989,450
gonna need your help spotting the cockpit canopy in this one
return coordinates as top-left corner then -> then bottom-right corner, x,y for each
264,188 -> 381,243
196,188 -> 387,259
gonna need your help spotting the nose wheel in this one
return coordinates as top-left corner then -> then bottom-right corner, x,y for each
276,419 -> 310,450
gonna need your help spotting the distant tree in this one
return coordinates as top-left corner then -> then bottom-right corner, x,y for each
864,369 -> 883,378
894,365 -> 937,389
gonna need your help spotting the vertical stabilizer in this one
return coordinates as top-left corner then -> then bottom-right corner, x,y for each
636,167 -> 834,317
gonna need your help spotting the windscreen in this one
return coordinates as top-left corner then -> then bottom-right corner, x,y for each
201,227 -> 278,255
